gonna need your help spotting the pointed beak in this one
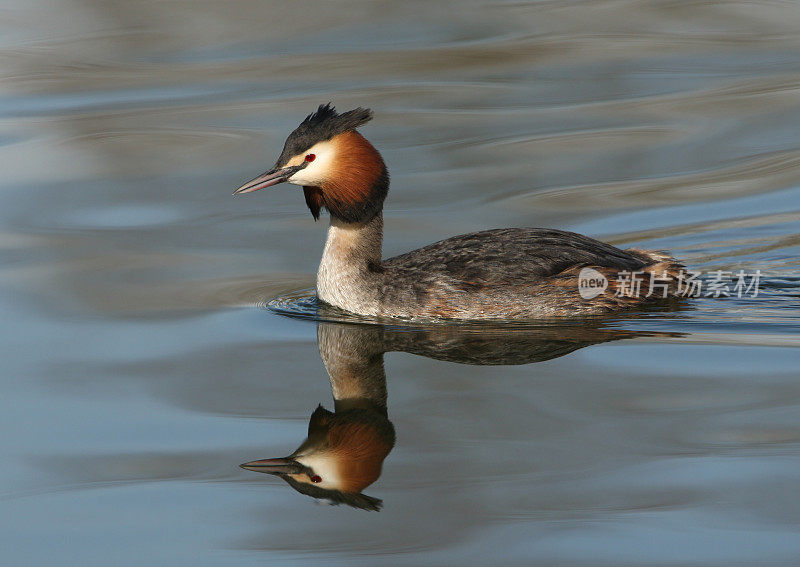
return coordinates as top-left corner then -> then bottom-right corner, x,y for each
233,165 -> 301,195
240,457 -> 304,475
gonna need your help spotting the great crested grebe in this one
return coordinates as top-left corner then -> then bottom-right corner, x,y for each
235,104 -> 683,319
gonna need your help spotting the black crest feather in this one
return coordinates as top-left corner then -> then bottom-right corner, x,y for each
280,476 -> 383,511
275,103 -> 374,167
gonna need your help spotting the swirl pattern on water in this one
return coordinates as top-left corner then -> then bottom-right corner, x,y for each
2,0 -> 800,565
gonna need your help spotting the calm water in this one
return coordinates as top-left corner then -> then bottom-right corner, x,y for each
2,1 -> 800,565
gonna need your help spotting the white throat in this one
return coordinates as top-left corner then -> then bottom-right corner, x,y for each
316,214 -> 383,315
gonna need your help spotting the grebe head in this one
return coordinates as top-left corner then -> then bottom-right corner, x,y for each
240,405 -> 394,511
234,103 -> 389,223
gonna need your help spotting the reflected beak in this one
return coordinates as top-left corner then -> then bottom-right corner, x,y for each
240,457 -> 304,475
233,165 -> 301,195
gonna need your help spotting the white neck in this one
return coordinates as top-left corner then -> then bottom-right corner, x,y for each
317,323 -> 387,413
316,214 -> 384,315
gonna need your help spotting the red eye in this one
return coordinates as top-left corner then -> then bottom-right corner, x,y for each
305,154 -> 316,162
310,475 -> 322,483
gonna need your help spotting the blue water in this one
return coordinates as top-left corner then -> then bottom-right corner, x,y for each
1,1 -> 799,565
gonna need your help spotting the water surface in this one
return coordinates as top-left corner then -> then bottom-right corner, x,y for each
1,1 -> 799,565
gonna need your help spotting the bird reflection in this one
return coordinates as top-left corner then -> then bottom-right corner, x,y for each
242,323 -> 394,511
242,320 -> 681,510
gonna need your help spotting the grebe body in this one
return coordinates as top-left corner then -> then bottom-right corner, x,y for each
235,104 -> 683,320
